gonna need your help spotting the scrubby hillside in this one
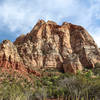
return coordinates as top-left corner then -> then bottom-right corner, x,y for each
0,20 -> 100,100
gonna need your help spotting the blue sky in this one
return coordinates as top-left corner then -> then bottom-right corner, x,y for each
0,0 -> 100,46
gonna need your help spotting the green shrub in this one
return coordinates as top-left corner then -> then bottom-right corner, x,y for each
85,70 -> 93,78
0,68 -> 100,100
95,62 -> 100,68
92,62 -> 100,76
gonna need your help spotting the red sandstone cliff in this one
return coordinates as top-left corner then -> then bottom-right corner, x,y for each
0,20 -> 100,74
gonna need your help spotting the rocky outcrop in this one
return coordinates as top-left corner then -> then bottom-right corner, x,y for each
69,23 -> 100,68
0,40 -> 41,77
63,54 -> 82,73
0,20 -> 100,74
0,40 -> 27,73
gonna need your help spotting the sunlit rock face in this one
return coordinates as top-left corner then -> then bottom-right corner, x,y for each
0,20 -> 100,74
0,40 -> 27,74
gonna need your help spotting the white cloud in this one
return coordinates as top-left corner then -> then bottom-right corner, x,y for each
0,0 -> 100,47
0,0 -> 79,33
88,27 -> 100,47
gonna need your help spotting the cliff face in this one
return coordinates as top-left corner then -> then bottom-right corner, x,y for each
0,40 -> 28,76
0,20 -> 100,74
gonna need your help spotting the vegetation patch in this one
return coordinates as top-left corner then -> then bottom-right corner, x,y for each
0,67 -> 100,100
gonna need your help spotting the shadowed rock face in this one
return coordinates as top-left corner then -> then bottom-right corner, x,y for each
0,20 -> 100,74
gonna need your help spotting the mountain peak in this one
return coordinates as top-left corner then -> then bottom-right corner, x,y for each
1,20 -> 100,74
47,20 -> 57,25
37,19 -> 46,25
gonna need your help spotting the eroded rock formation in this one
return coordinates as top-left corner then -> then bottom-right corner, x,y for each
0,20 -> 100,74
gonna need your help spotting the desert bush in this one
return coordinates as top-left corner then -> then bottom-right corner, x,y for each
0,68 -> 100,100
95,62 -> 100,68
92,62 -> 100,76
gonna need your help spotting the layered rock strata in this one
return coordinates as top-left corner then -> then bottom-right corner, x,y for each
0,20 -> 100,74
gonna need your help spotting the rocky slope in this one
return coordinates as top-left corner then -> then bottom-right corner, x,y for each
0,20 -> 100,74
